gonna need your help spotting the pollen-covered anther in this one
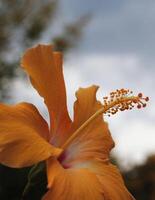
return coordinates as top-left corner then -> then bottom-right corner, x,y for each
102,89 -> 149,116
145,97 -> 149,101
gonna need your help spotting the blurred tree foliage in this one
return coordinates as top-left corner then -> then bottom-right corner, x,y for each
123,155 -> 155,200
0,0 -> 90,100
0,0 -> 90,199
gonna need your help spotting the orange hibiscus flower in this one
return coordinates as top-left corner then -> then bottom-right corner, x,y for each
0,44 -> 149,200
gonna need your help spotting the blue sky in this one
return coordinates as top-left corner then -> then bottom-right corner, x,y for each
12,0 -> 155,169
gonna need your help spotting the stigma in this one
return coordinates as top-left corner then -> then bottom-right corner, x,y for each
103,89 -> 149,116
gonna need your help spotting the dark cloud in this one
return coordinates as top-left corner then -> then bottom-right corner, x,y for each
61,0 -> 155,60
61,0 -> 125,18
85,1 -> 155,56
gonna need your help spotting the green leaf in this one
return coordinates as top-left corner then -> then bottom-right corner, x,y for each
22,162 -> 47,200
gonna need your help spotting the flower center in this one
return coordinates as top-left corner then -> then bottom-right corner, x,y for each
57,151 -> 71,169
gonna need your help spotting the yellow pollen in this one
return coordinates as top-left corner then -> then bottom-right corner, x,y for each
61,89 -> 149,150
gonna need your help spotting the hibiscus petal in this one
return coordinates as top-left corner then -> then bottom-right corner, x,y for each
43,158 -> 104,200
21,44 -> 71,138
44,159 -> 134,200
0,103 -> 61,168
88,161 -> 135,200
60,85 -> 114,167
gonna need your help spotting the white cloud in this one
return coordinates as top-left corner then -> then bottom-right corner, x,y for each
112,119 -> 155,169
